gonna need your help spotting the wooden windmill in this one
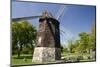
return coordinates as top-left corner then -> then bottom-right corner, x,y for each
12,5 -> 66,62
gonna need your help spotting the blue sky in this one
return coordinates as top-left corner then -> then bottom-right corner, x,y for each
12,1 -> 96,47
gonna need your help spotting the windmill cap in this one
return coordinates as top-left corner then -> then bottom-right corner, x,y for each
42,10 -> 54,18
39,10 -> 60,24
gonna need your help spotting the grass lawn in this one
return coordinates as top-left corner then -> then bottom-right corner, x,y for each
12,54 -> 33,65
12,54 -> 56,66
12,53 -> 96,66
12,58 -> 33,65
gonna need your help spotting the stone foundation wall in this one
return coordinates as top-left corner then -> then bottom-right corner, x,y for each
32,47 -> 61,62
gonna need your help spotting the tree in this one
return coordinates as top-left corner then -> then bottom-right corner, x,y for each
72,40 -> 80,53
67,40 -> 74,53
91,23 -> 96,51
12,21 -> 37,58
78,28 -> 96,53
79,32 -> 90,53
88,23 -> 96,52
66,23 -> 96,54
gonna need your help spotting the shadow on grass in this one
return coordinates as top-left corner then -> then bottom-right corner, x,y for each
13,55 -> 33,59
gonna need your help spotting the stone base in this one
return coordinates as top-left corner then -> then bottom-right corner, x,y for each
32,47 -> 61,62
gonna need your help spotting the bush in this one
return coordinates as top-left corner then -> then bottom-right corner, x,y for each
77,55 -> 83,60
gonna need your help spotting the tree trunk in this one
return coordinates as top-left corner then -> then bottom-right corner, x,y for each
17,45 -> 22,58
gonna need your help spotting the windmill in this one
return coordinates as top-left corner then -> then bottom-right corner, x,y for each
12,5 -> 66,62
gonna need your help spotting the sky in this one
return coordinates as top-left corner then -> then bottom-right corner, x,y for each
12,1 -> 96,47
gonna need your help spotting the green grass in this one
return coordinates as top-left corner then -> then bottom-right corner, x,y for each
12,54 -> 57,66
12,53 -> 96,66
12,54 -> 34,65
12,58 -> 33,65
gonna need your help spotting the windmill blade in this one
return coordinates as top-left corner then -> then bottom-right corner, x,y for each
56,5 -> 66,20
12,15 -> 42,21
60,25 -> 74,41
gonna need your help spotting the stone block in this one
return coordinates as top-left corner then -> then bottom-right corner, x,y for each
32,47 -> 61,62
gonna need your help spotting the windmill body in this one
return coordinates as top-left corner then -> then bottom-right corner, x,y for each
32,11 -> 61,62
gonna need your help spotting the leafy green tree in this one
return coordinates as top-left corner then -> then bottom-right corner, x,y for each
78,32 -> 90,53
12,21 -> 37,58
67,40 -> 74,53
61,45 -> 68,54
71,40 -> 80,53
88,23 -> 96,52
67,23 -> 96,54
91,23 -> 96,51
78,28 -> 96,53
12,22 -> 20,55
